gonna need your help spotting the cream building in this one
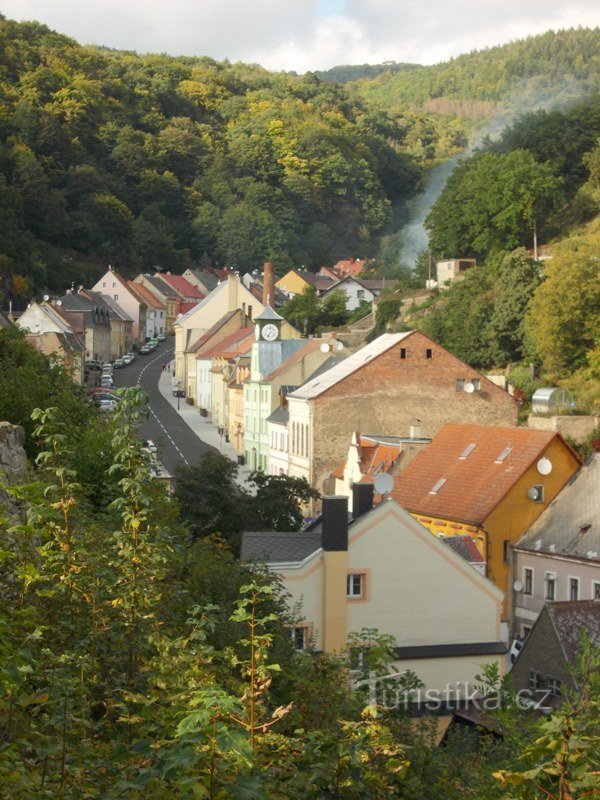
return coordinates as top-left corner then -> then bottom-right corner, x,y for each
17,301 -> 85,384
242,488 -> 506,698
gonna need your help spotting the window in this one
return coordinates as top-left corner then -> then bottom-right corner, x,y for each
357,289 -> 365,299
569,577 -> 579,601
472,379 -> 480,391
545,572 -> 556,600
459,443 -> 476,459
524,567 -> 533,595
291,627 -> 308,650
347,573 -> 364,598
455,378 -> 465,392
593,582 -> 600,600
503,539 -> 510,564
426,348 -> 433,359
495,445 -> 512,463
429,478 -> 446,495
400,348 -> 407,359
547,677 -> 562,697
528,670 -> 541,691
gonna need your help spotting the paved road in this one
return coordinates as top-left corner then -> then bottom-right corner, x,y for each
111,342 -> 217,474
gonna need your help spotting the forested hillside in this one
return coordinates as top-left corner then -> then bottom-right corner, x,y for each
0,15 -> 418,302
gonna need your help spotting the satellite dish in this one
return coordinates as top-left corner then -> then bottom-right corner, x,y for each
43,294 -> 49,301
56,300 -> 62,306
320,342 -> 330,353
513,580 -> 523,592
527,487 -> 540,501
374,473 -> 393,495
537,457 -> 553,475
177,313 -> 183,318
464,382 -> 475,394
334,341 -> 344,351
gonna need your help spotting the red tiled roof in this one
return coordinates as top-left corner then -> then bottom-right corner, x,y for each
201,327 -> 254,359
334,259 -> 367,277
128,281 -> 164,308
177,300 -> 201,316
159,274 -> 205,299
391,423 -> 577,525
357,438 -> 402,482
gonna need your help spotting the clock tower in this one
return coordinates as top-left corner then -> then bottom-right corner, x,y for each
254,305 -> 283,343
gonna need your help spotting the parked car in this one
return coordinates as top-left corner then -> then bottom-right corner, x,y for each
113,358 -> 125,369
122,354 -> 134,366
139,345 -> 151,354
157,333 -> 166,341
100,376 -> 114,388
142,439 -> 157,454
98,399 -> 118,412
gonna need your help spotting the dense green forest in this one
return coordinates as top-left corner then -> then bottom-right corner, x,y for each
2,17 -> 599,306
0,14 -> 419,303
0,337 -> 598,797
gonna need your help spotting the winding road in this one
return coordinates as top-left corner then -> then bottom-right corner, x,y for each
111,341 -> 217,475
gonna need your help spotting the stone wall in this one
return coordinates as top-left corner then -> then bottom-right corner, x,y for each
527,415 -> 599,443
0,421 -> 27,483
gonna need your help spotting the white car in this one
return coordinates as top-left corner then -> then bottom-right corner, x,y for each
98,399 -> 118,412
142,439 -> 157,455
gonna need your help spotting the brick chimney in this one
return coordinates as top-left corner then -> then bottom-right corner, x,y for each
262,262 -> 275,306
321,495 -> 349,652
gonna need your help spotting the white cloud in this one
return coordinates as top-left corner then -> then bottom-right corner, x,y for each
1,0 -> 598,70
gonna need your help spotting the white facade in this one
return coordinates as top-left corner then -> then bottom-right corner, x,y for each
196,357 -> 213,412
287,395 -> 312,484
321,278 -> 375,312
92,268 -> 145,345
268,419 -> 290,476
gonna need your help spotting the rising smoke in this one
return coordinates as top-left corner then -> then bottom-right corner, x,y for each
396,75 -> 594,270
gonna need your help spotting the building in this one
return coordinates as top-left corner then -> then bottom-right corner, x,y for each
133,274 -> 183,333
157,272 -> 206,304
332,430 -> 430,510
126,281 -> 166,341
320,276 -> 385,312
275,269 -> 335,299
80,290 -> 133,359
243,308 -> 343,472
513,455 -> 600,639
241,488 -> 506,698
286,330 -> 518,497
510,601 -> 600,709
182,268 -> 222,296
16,301 -> 86,384
193,309 -> 253,411
209,328 -> 254,433
174,274 -> 291,397
56,291 -> 111,364
436,259 -> 476,289
91,266 -> 148,346
391,423 -> 582,626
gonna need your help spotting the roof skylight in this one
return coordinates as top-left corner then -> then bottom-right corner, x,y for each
429,478 -> 447,495
459,443 -> 476,459
495,445 -> 512,463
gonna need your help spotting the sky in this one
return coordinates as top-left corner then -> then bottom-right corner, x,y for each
1,0 -> 599,73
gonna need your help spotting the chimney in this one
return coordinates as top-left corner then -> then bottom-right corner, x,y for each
321,495 -> 348,551
352,482 -> 374,520
262,262 -> 275,306
410,419 -> 422,439
321,495 -> 349,653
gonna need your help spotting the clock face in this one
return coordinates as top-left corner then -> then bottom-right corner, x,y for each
261,323 -> 279,341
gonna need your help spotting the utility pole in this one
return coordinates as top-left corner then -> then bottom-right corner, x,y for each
533,218 -> 538,261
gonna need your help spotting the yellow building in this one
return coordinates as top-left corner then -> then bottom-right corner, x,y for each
391,423 -> 581,625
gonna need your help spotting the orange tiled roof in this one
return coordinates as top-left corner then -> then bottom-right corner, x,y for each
198,327 -> 253,360
391,423 -> 577,525
334,259 -> 367,277
126,280 -> 163,308
357,438 -> 401,482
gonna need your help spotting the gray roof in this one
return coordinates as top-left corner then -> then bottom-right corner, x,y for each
289,332 -> 413,400
189,269 -> 220,292
240,530 -> 322,563
515,455 -> 600,560
255,304 -> 284,321
266,406 -> 290,425
143,275 -> 180,298
255,339 -> 307,379
547,600 -> 600,661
